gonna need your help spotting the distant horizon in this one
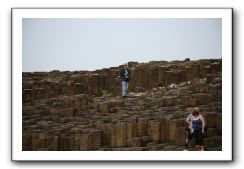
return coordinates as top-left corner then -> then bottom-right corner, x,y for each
22,57 -> 222,73
23,18 -> 222,72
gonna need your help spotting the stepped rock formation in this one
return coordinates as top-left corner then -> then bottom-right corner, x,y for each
22,59 -> 222,151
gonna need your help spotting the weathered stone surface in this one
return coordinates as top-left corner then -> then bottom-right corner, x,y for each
148,144 -> 162,151
168,120 -> 177,142
22,59 -> 222,151
79,134 -> 93,150
205,128 -> 219,138
175,127 -> 186,138
96,123 -> 111,147
90,129 -> 102,150
131,147 -> 149,151
23,89 -> 33,102
110,123 -> 117,148
204,136 -> 222,148
32,138 -> 45,151
116,122 -> 127,147
191,93 -> 213,105
126,121 -> 138,146
62,108 -> 75,117
160,118 -> 169,142
22,132 -> 32,147
60,136 -> 74,151
130,137 -> 142,147
175,137 -> 185,146
46,136 -> 59,151
138,118 -> 148,137
23,106 -> 34,116
148,120 -> 161,143
206,112 -> 220,128
141,136 -> 150,147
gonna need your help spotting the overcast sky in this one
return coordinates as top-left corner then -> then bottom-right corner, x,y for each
22,18 -> 222,72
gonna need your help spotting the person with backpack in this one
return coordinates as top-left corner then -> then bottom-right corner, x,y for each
185,107 -> 206,150
119,64 -> 130,98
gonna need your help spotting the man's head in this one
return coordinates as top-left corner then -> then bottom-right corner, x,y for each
123,63 -> 128,68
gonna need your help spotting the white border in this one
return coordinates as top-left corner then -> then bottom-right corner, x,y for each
12,8 -> 232,161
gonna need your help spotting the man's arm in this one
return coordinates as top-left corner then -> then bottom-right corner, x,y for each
185,114 -> 192,128
119,69 -> 124,77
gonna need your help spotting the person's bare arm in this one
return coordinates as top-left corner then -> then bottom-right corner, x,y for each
185,119 -> 191,126
200,114 -> 205,133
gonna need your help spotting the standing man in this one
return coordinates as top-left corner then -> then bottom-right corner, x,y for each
119,64 -> 130,98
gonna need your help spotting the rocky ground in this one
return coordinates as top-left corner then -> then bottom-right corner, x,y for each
22,59 -> 222,151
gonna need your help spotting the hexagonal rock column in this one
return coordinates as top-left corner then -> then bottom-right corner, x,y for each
160,118 -> 169,142
126,119 -> 138,146
89,129 -> 102,150
23,89 -> 32,102
138,118 -> 148,137
116,122 -> 127,147
148,120 -> 161,143
110,123 -> 117,148
79,134 -> 93,150
96,123 -> 111,147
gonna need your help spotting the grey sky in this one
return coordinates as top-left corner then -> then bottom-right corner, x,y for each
22,18 -> 222,72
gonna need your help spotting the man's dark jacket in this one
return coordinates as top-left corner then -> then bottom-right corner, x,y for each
120,68 -> 130,82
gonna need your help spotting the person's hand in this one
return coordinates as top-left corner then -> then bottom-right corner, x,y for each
189,124 -> 193,129
202,129 -> 205,134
